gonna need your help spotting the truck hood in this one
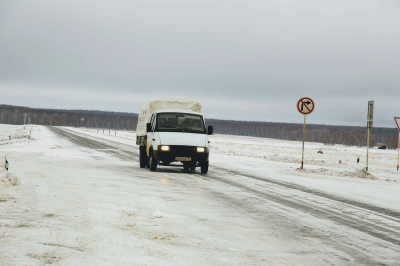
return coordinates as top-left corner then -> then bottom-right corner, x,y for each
158,132 -> 207,147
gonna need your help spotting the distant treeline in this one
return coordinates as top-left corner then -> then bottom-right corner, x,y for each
206,119 -> 399,149
0,104 -> 138,117
0,104 -> 138,130
0,104 -> 398,148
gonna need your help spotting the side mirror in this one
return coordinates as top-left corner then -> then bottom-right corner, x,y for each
208,125 -> 214,135
146,123 -> 152,132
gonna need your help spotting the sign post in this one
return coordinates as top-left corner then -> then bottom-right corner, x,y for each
366,101 -> 374,171
394,117 -> 400,171
81,117 -> 84,128
297,97 -> 315,169
23,113 -> 27,125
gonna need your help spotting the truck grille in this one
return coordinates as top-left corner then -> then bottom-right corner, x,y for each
171,145 -> 196,153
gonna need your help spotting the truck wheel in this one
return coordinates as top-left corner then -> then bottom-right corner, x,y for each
200,162 -> 208,174
149,152 -> 157,172
139,146 -> 147,168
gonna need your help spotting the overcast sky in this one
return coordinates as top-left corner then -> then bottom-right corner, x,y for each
0,0 -> 399,127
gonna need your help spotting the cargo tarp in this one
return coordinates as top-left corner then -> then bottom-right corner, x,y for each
136,99 -> 203,136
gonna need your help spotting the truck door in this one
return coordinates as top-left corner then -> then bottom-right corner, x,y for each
146,113 -> 156,156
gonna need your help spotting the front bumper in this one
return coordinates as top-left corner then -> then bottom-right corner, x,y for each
153,145 -> 209,163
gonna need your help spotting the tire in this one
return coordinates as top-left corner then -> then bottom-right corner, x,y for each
139,146 -> 147,168
149,151 -> 157,172
200,162 -> 208,174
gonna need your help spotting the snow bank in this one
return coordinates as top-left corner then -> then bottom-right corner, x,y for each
0,168 -> 20,188
296,168 -> 378,180
342,169 -> 377,180
152,210 -> 163,218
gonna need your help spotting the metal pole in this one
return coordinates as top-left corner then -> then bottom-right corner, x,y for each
397,132 -> 399,171
301,114 -> 306,169
366,127 -> 370,171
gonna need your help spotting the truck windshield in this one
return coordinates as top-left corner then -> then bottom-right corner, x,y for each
157,113 -> 206,133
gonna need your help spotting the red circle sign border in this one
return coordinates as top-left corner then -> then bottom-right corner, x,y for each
297,97 -> 315,115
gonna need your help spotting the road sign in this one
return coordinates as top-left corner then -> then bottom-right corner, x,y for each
367,101 -> 374,130
297,97 -> 315,115
296,97 -> 315,169
394,117 -> 400,132
368,101 -> 374,121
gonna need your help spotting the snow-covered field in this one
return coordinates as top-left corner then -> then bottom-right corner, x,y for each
1,124 -> 400,265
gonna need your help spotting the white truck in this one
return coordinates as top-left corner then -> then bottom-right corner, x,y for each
136,99 -> 213,173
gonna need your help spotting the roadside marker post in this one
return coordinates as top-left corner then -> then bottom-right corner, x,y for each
394,117 -> 400,171
5,156 -> 8,171
297,97 -> 315,169
366,101 -> 374,171
80,117 -> 84,128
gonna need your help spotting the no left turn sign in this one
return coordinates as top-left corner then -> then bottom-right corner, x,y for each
297,97 -> 315,115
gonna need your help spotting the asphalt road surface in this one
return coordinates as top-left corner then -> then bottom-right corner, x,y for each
48,127 -> 400,265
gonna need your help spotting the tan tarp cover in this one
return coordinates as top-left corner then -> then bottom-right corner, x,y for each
136,99 -> 203,136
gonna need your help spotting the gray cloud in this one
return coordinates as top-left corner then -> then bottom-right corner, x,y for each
1,0 -> 399,127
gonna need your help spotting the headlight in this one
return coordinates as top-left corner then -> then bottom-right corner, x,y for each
160,145 -> 170,151
196,147 -> 205,153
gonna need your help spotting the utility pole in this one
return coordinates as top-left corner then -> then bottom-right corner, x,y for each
366,101 -> 374,171
394,117 -> 400,171
398,132 -> 400,172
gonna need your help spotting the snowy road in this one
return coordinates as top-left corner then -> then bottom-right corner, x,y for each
1,125 -> 400,265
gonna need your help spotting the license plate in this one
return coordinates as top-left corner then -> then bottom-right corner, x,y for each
176,157 -> 191,161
